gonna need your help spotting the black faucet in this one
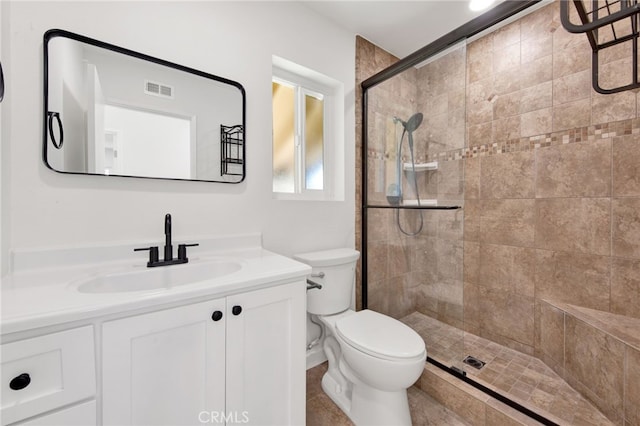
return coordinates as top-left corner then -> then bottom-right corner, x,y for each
134,213 -> 199,267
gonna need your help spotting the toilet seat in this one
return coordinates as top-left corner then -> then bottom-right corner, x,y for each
335,310 -> 425,361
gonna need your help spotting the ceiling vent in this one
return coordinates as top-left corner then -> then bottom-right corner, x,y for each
144,80 -> 174,99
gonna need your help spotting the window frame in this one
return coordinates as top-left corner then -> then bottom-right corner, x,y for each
272,65 -> 336,201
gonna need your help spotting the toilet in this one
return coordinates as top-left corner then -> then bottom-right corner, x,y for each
294,248 -> 426,426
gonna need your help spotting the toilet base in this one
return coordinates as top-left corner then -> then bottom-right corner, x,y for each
321,371 -> 412,426
321,372 -> 352,414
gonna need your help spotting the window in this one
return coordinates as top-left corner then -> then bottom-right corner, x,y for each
272,79 -> 324,193
271,56 -> 343,201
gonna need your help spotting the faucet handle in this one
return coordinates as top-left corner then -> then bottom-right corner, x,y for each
134,246 -> 159,266
177,243 -> 199,261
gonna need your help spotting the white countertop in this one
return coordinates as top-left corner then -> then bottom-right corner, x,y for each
1,235 -> 311,336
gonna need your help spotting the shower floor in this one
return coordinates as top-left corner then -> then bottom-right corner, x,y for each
401,312 -> 613,425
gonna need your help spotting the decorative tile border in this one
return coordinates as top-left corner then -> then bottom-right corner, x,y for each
367,117 -> 640,164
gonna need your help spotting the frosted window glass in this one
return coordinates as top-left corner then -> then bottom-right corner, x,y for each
272,82 -> 295,193
304,94 -> 324,190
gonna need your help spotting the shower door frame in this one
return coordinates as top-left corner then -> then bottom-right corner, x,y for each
360,0 -> 541,309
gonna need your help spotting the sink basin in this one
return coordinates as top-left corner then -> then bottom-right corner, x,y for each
75,259 -> 242,293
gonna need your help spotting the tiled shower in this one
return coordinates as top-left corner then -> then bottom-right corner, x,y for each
356,1 -> 640,424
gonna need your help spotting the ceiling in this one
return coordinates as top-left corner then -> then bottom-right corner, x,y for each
301,1 -> 504,59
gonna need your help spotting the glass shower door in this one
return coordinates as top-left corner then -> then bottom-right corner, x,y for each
363,40 -> 467,372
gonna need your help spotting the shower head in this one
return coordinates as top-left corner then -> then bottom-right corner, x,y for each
393,113 -> 423,133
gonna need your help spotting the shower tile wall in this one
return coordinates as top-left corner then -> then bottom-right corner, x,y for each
416,46 -> 467,158
462,1 -> 640,359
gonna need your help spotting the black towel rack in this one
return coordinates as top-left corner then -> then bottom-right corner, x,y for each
220,124 -> 244,177
561,0 -> 640,94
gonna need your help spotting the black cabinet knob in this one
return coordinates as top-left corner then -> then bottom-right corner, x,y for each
211,311 -> 223,321
232,305 -> 242,316
10,373 -> 31,391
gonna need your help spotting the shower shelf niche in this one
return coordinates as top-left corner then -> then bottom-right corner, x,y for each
403,161 -> 438,171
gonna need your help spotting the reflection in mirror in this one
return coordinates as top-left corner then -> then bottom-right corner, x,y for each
43,30 -> 245,183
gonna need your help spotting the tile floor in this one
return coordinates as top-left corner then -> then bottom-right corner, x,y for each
306,362 -> 471,426
401,312 -> 613,425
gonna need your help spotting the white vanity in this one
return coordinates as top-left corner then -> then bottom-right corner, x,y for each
1,234 -> 309,426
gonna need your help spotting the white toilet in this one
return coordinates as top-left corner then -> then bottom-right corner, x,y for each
294,248 -> 426,426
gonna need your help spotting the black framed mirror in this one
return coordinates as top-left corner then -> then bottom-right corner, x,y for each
43,29 -> 245,183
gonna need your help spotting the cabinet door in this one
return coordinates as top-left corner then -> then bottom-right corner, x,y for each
102,299 -> 226,426
226,281 -> 306,425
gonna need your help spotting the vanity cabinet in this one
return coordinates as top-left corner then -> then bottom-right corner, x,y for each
102,281 -> 305,425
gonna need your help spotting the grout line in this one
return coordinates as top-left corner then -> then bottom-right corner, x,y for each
610,134 -> 614,314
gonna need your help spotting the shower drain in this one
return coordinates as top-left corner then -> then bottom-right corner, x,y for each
463,355 -> 486,370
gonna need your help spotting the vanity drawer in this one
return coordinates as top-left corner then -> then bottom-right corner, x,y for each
1,326 -> 96,425
14,400 -> 96,426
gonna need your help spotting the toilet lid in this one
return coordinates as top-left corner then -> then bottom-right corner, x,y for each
293,248 -> 360,267
335,310 -> 425,360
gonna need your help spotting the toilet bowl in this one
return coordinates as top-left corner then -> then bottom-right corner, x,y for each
334,310 -> 426,391
294,249 -> 426,426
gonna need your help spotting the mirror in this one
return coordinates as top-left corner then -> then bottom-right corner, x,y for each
43,29 -> 245,183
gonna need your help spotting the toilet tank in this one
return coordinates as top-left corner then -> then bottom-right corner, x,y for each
294,248 -> 360,315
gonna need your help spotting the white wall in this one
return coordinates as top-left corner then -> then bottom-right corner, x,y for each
2,1 -> 356,265
1,0 -> 10,276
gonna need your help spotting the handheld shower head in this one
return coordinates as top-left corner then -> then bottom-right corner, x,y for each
403,113 -> 423,151
404,113 -> 423,133
391,112 -> 426,236
387,111 -> 424,206
393,113 -> 423,133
